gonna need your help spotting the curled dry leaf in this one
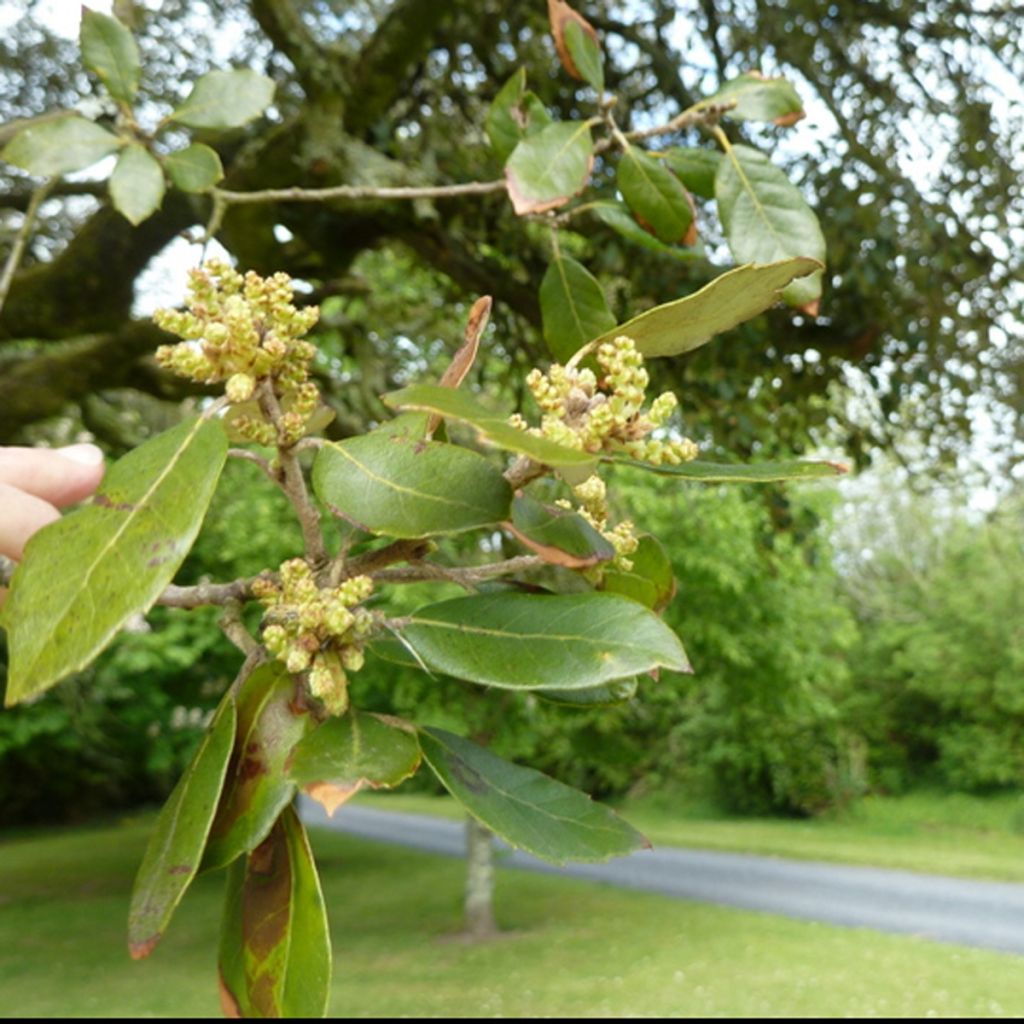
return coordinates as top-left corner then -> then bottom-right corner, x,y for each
304,781 -> 362,816
548,0 -> 600,81
428,295 -> 492,435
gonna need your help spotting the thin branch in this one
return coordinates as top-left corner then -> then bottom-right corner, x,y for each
341,538 -> 434,579
504,455 -> 549,490
213,179 -> 507,207
219,599 -> 259,657
158,575 -> 264,609
0,180 -> 52,317
257,380 -> 327,564
228,446 -> 280,485
372,554 -> 545,586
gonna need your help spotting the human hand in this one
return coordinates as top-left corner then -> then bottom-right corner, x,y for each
0,444 -> 106,562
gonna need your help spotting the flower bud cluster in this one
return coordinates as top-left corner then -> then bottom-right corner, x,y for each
510,336 -> 698,465
253,559 -> 375,715
557,473 -> 639,575
153,261 -> 321,446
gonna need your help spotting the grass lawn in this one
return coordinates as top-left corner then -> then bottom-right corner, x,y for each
363,788 -> 1024,883
2,813 -> 1024,1017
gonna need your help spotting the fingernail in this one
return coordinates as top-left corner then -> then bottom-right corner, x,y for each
57,444 -> 105,466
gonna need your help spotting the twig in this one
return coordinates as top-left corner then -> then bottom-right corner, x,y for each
257,380 -> 327,564
373,554 -> 544,586
219,599 -> 259,657
226,645 -> 266,698
228,446 -> 280,484
341,538 -> 434,580
158,575 -> 265,609
593,102 -> 733,155
213,179 -> 507,207
0,180 -> 52,316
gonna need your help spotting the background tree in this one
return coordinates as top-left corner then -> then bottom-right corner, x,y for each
1,0 -> 1020,476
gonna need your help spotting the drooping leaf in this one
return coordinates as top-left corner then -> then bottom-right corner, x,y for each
505,120 -> 593,215
2,115 -> 121,177
426,296 -> 491,436
590,201 -> 699,260
1,416 -> 227,706
617,145 -> 693,244
535,677 -> 638,707
705,72 -> 805,126
591,258 -> 821,358
563,19 -> 604,92
540,252 -> 616,362
288,710 -> 422,815
609,456 -> 849,482
548,0 -> 602,89
600,534 -> 676,612
662,147 -> 722,199
128,693 -> 237,960
715,144 -> 827,310
398,591 -> 690,690
203,663 -> 313,871
419,727 -> 648,863
171,69 -> 275,131
505,494 -> 615,568
218,806 -> 331,1019
312,431 -> 512,539
383,384 -> 596,467
80,8 -> 140,104
164,142 -> 224,193
109,143 -> 165,225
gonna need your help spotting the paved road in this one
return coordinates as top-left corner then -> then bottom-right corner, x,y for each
299,798 -> 1024,956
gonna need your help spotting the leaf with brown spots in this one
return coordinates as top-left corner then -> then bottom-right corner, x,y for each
1,415 -> 227,705
128,692 -> 236,960
419,727 -> 648,864
288,709 -> 422,815
218,806 -> 331,1018
203,663 -> 313,871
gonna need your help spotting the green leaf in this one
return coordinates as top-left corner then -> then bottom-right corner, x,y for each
617,145 -> 693,244
399,591 -> 690,690
484,69 -> 551,164
80,8 -> 140,104
164,143 -> 224,193
609,457 -> 849,482
563,19 -> 604,92
535,677 -> 638,707
419,727 -> 648,864
591,258 -> 821,358
715,144 -> 827,310
382,384 -> 596,468
203,663 -> 314,871
1,416 -> 227,706
2,115 -> 121,177
171,69 -> 275,131
288,710 -> 422,814
540,252 -> 616,362
109,143 -> 165,225
218,806 -> 331,1019
600,534 -> 676,611
705,73 -> 805,125
662,147 -> 722,199
590,200 -> 699,260
505,120 -> 593,215
128,693 -> 237,960
506,494 -> 615,568
312,431 -> 512,539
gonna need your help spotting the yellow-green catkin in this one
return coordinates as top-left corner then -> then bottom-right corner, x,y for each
254,560 -> 375,715
153,261 -> 321,445
511,335 -> 699,465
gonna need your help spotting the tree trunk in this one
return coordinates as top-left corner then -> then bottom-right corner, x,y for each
463,815 -> 497,940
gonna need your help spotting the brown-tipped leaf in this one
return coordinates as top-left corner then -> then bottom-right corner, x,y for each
505,120 -> 593,215
203,663 -> 313,871
218,807 -> 331,1018
548,0 -> 602,87
128,693 -> 237,960
505,494 -> 615,568
617,146 -> 693,244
